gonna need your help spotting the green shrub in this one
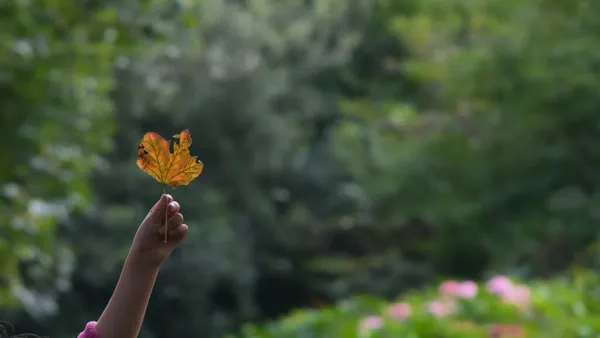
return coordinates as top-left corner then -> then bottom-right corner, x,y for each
239,269 -> 600,337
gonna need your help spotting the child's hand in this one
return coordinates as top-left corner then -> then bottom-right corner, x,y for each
130,194 -> 188,267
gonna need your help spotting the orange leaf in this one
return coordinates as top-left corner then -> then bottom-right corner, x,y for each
136,129 -> 203,189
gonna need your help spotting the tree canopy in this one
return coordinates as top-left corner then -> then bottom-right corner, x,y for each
3,0 -> 600,336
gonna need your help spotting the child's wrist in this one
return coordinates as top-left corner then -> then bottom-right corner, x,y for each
127,245 -> 166,270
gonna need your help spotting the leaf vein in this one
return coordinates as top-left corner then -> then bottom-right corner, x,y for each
147,136 -> 166,182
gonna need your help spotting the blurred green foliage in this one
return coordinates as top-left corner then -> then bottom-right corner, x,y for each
2,0 -> 600,337
240,269 -> 600,337
0,0 -> 123,314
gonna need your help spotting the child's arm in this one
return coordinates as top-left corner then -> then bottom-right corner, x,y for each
94,252 -> 160,338
79,194 -> 188,338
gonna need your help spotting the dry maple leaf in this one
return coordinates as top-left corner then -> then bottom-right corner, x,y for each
136,129 -> 203,242
137,129 -> 204,189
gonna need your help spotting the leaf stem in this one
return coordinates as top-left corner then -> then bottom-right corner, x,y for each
162,184 -> 167,244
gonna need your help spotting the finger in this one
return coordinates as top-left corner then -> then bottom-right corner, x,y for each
147,194 -> 173,221
159,213 -> 183,235
168,223 -> 188,244
167,201 -> 180,219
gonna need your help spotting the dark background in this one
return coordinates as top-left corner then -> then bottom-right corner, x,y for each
2,0 -> 600,337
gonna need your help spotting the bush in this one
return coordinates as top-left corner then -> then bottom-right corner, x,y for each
239,269 -> 600,337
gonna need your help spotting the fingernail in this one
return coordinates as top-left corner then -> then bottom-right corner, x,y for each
166,194 -> 173,202
168,202 -> 175,210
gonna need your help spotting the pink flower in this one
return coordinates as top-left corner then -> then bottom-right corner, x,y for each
359,316 -> 383,333
456,280 -> 478,298
440,280 -> 478,298
486,276 -> 513,295
427,300 -> 455,318
501,285 -> 531,311
439,280 -> 460,296
489,324 -> 525,337
486,276 -> 531,311
387,302 -> 411,320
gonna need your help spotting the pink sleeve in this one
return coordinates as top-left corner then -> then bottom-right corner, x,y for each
77,321 -> 99,338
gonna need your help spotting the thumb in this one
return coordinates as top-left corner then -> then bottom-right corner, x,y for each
147,194 -> 173,222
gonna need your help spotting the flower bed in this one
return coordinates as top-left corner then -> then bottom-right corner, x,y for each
240,269 -> 600,337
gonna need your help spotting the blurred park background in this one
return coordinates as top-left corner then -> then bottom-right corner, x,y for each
3,0 -> 600,337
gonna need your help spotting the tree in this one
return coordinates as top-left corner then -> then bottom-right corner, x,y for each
0,0 -> 125,315
334,0 -> 600,281
51,0 -> 372,337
